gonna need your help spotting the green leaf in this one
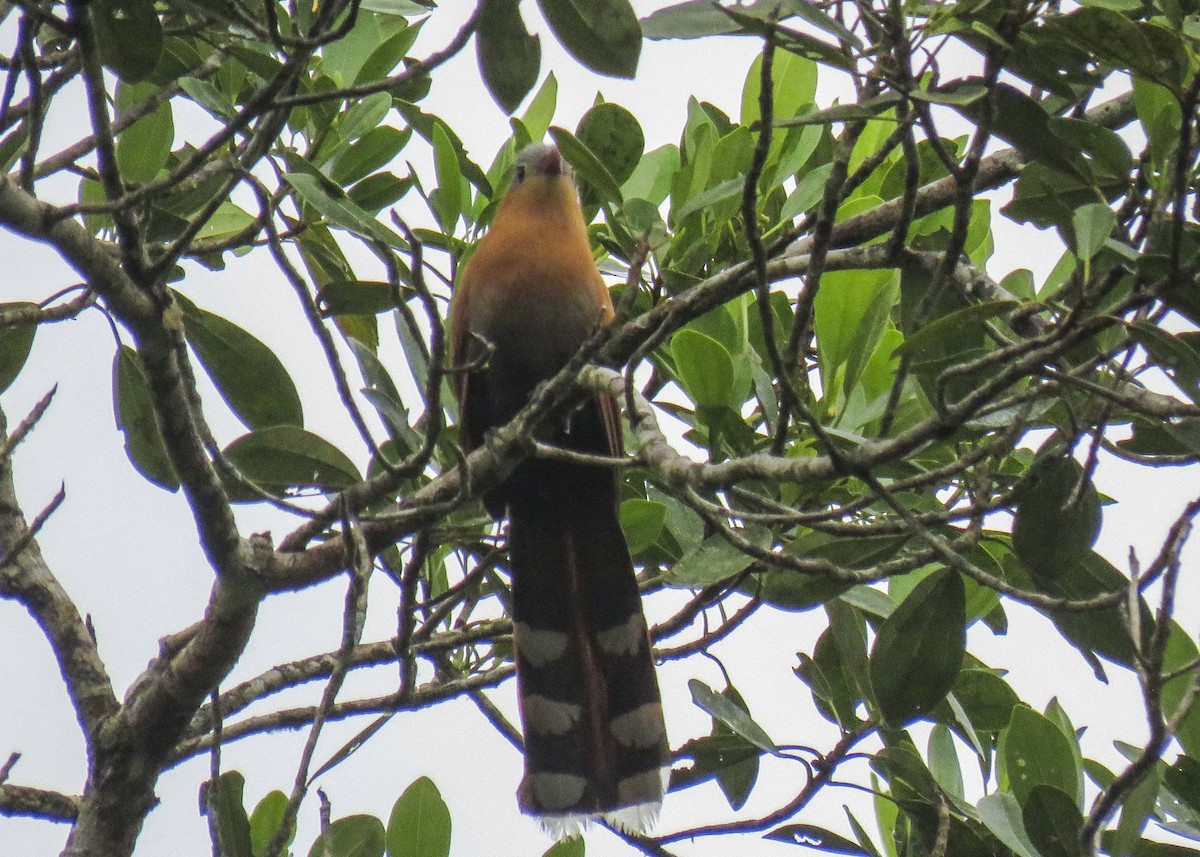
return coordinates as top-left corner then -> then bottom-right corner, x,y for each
716,7 -> 853,72
1022,785 -> 1083,857
844,810 -> 883,857
1001,162 -> 1113,231
764,824 -> 871,854
1047,117 -> 1133,180
976,793 -> 1041,857
1012,457 -> 1101,575
306,714 -> 395,786
548,125 -> 624,205
476,0 -> 541,114
1112,765 -> 1162,857
205,771 -> 252,857
1164,624 -> 1200,757
649,0 -> 859,46
688,679 -> 777,754
1121,415 -> 1200,460
1000,269 -> 1036,301
1165,756 -> 1200,816
869,568 -> 966,726
392,308 -> 448,425
908,84 -> 989,106
741,49 -> 818,127
781,0 -> 860,47
309,815 -> 385,857
619,499 -> 667,555
870,744 -> 940,806
1099,835 -> 1200,857
928,724 -> 964,799
194,203 -> 255,243
772,31 -> 853,76
286,172 -> 406,247
671,329 -> 735,410
175,294 -> 303,431
430,122 -> 464,233
814,269 -> 899,405
1038,550 -> 1150,672
753,531 -> 906,612
840,586 -> 897,619
650,485 -> 703,557
1113,763 -> 1161,857
951,669 -> 1020,733
775,92 -> 904,127
576,102 -> 644,187
892,301 -> 1019,360
386,777 -> 451,857
956,84 -> 1088,180
331,127 -> 410,188
1050,7 -> 1188,90
348,337 -> 416,451
536,0 -> 641,79
780,163 -> 833,220
617,197 -> 669,248
350,172 -> 415,213
623,144 -> 679,206
1043,700 -> 1082,800
318,281 -> 402,316
672,732 -> 760,806
872,776 -> 898,857
1072,203 -> 1117,264
223,427 -> 361,497
113,346 -> 179,490
355,18 -> 421,84
520,73 -> 558,143
825,600 -> 871,705
115,82 -> 174,184
1134,78 -> 1183,168
670,527 -> 771,587
770,120 -> 823,190
1004,705 -> 1080,807
540,836 -> 584,857
339,93 -> 393,145
361,0 -> 433,14
0,304 -> 37,394
753,570 -> 853,613
702,685 -> 761,809
0,126 -> 29,173
643,0 -> 782,38
671,175 -> 745,225
1128,323 -> 1200,404
393,103 -> 493,198
322,10 -> 408,85
798,610 -> 868,729
249,791 -> 290,857
93,0 -> 163,81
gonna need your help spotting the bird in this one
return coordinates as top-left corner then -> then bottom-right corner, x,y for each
448,143 -> 669,833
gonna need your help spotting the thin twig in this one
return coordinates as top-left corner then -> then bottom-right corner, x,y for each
0,483 -> 65,570
266,512 -> 372,857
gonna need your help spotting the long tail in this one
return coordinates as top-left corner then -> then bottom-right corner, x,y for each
508,480 -> 669,832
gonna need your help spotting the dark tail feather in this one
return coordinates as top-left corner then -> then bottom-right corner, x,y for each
508,485 -> 669,832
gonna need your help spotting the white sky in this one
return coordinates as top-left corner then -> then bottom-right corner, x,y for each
2,2 -> 1198,856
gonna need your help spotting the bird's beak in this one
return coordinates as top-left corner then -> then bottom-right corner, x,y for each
538,147 -> 565,177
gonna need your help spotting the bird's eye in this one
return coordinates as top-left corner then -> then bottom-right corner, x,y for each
514,165 -> 527,184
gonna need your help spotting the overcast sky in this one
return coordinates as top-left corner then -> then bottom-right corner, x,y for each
2,3 -> 1197,856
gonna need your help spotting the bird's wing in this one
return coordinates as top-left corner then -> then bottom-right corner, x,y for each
447,276 -> 482,452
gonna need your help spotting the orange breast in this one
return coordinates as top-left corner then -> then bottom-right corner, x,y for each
451,175 -> 613,380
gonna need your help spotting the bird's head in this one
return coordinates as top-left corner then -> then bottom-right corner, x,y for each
509,143 -> 575,191
491,143 -> 587,230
